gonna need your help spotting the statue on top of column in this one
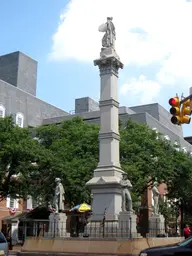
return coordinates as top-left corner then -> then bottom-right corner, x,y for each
99,17 -> 116,49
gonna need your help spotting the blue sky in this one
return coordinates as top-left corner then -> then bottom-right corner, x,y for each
1,0 -> 192,136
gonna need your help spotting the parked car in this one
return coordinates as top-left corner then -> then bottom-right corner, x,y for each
139,236 -> 192,255
0,232 -> 8,256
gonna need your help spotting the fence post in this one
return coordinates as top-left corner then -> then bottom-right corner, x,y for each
102,219 -> 106,238
43,223 -> 45,237
24,222 -> 27,243
156,218 -> 158,237
53,217 -> 56,238
129,217 -> 132,239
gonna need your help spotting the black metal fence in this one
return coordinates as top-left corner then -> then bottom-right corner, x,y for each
18,218 -> 181,242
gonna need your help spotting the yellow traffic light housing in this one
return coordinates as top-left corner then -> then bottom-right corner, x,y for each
169,97 -> 181,125
181,99 -> 192,124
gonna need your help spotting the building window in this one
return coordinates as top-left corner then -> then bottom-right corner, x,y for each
152,128 -> 159,140
174,141 -> 180,151
0,105 -> 5,118
6,197 -> 18,209
164,135 -> 170,141
32,199 -> 38,209
16,113 -> 24,128
10,198 -> 15,208
27,196 -> 38,209
182,147 -> 187,153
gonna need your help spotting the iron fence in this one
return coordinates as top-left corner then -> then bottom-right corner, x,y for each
18,218 -> 180,242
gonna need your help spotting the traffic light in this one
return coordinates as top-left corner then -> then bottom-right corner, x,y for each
169,97 -> 181,125
181,99 -> 192,124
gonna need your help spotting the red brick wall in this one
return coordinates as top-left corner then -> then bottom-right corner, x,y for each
0,198 -> 28,229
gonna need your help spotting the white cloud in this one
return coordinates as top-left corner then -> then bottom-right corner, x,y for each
49,0 -> 192,89
120,75 -> 161,104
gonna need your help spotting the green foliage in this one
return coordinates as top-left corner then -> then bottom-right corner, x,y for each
36,117 -> 99,206
1,116 -> 192,216
120,120 -> 174,195
159,200 -> 175,223
120,120 -> 192,216
0,117 -> 41,199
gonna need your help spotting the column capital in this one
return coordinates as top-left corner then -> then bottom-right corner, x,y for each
94,55 -> 123,77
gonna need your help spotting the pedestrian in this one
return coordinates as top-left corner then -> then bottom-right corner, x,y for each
184,224 -> 191,239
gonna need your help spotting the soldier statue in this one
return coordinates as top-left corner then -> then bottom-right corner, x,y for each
53,178 -> 65,213
120,173 -> 133,212
152,181 -> 160,215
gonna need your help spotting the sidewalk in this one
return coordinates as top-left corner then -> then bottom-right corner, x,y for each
10,245 -> 22,253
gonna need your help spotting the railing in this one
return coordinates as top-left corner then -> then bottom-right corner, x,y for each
18,219 -> 181,242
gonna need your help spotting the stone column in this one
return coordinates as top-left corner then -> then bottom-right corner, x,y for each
86,47 -> 124,221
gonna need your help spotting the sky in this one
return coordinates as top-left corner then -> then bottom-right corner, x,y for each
1,0 -> 192,136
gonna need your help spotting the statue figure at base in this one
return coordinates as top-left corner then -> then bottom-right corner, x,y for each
53,178 -> 65,213
120,173 -> 133,212
99,17 -> 116,49
152,181 -> 160,215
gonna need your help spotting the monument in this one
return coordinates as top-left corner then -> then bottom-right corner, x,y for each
148,181 -> 165,236
86,17 -> 137,237
48,178 -> 68,237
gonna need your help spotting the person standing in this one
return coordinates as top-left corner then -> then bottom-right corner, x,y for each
184,224 -> 191,239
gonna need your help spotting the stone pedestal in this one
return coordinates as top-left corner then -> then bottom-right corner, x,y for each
48,213 -> 69,237
148,214 -> 165,237
119,211 -> 138,238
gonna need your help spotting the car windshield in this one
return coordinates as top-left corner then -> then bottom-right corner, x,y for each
0,233 -> 6,243
177,237 -> 192,247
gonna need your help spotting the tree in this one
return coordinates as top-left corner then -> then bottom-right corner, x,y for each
0,116 -> 62,205
1,116 -> 192,216
120,120 -> 192,216
36,117 -> 99,206
120,120 -> 175,196
166,150 -> 192,217
0,117 -> 41,200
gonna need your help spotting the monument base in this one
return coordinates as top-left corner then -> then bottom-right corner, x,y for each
148,214 -> 165,237
47,212 -> 69,237
86,176 -> 123,222
119,211 -> 139,238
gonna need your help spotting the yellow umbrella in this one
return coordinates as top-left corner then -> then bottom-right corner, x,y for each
78,203 -> 91,212
70,203 -> 91,212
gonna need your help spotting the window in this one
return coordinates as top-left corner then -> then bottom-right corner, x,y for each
32,199 -> 38,209
6,197 -> 18,209
152,128 -> 159,140
27,196 -> 38,209
164,135 -> 170,141
174,141 -> 180,151
0,105 -> 5,118
16,113 -> 24,128
182,147 -> 187,153
10,198 -> 14,208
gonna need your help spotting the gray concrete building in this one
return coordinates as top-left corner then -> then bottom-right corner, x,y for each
43,97 -> 192,152
0,51 -> 191,152
0,51 -> 69,127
